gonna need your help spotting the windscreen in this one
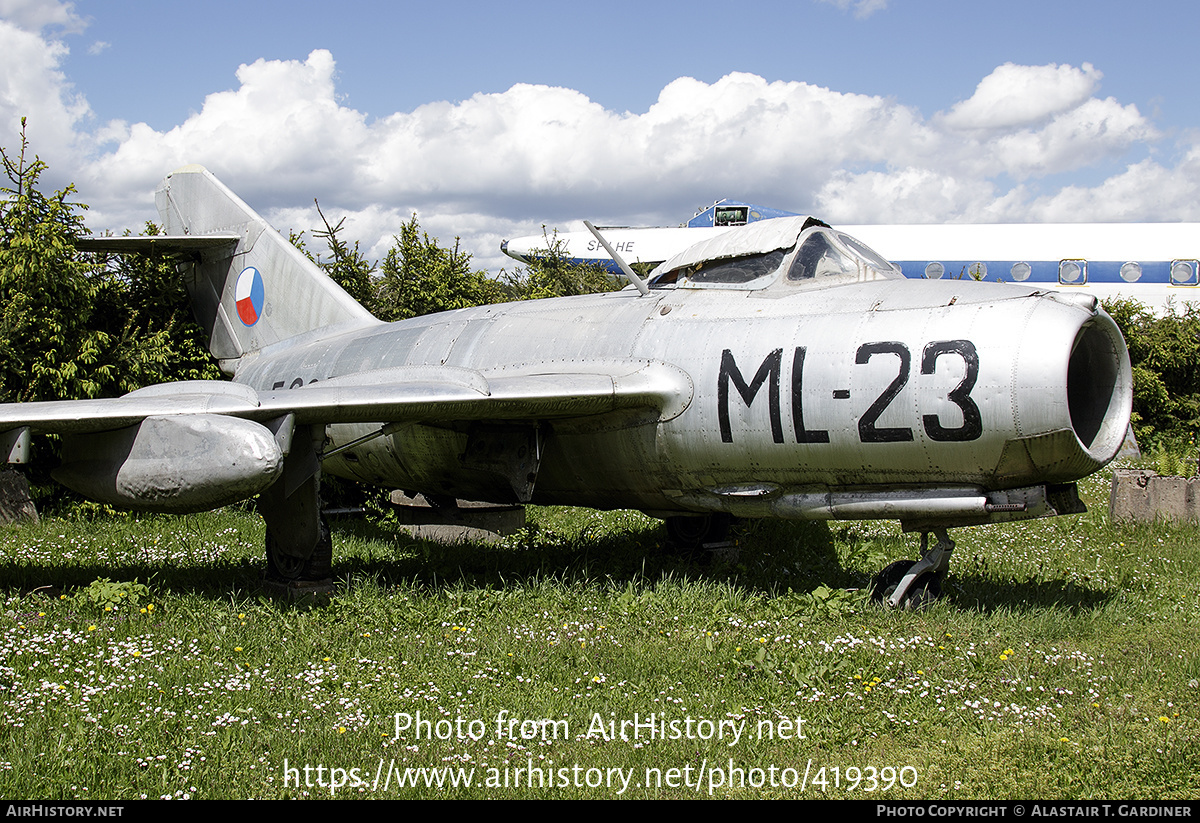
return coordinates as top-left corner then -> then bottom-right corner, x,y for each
787,230 -> 900,285
684,247 -> 789,284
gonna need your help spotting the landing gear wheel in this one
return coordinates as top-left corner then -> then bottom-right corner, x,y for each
664,513 -> 732,550
265,518 -> 333,583
870,560 -> 942,610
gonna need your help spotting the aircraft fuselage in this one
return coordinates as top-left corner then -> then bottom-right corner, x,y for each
232,275 -> 1127,527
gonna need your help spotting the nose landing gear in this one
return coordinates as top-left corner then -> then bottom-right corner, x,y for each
870,528 -> 955,609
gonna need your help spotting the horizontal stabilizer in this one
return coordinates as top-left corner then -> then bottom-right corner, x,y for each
75,235 -> 240,257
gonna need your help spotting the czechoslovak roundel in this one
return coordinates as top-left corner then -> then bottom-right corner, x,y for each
235,266 -> 265,326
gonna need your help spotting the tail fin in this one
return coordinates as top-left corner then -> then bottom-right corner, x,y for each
155,165 -> 377,373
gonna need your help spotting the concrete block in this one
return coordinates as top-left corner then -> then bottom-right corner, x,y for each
1109,469 -> 1200,523
388,492 -> 526,543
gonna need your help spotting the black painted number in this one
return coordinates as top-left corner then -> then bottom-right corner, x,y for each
855,342 -> 914,442
920,340 -> 982,441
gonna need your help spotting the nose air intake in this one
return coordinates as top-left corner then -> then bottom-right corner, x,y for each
1066,314 -> 1132,463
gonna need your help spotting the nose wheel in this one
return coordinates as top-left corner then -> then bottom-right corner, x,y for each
664,512 -> 732,550
870,529 -> 954,609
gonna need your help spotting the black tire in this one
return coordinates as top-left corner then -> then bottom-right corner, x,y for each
664,513 -> 731,550
265,518 -> 333,582
870,560 -> 941,609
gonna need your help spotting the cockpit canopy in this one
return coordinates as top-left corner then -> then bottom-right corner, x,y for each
649,215 -> 902,292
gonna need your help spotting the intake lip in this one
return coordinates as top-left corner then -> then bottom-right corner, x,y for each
1066,310 -> 1133,467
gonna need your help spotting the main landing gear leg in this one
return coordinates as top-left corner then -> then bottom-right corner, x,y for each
871,528 -> 955,609
258,424 -> 335,600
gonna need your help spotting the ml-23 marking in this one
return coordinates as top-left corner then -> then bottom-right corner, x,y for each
719,340 -> 982,445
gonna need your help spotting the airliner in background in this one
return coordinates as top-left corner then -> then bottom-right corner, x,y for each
501,199 -> 1200,312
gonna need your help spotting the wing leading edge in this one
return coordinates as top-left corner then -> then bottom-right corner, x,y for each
0,360 -> 693,435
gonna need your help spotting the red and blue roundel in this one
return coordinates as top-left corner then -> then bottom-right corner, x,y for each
234,266 -> 265,326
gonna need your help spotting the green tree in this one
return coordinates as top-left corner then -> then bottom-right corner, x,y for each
500,228 -> 621,301
90,223 -> 222,388
373,214 -> 506,321
308,201 -> 377,308
0,123 -> 124,402
1103,298 -> 1200,447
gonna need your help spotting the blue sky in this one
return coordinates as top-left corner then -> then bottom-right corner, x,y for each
4,0 -> 1200,272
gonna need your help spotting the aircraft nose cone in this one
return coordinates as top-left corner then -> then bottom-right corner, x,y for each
500,239 -> 508,253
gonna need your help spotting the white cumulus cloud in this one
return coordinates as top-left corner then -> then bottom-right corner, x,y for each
0,39 -> 1186,274
0,15 -> 90,170
940,62 -> 1104,132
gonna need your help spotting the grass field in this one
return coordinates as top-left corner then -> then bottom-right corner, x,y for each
0,467 -> 1197,799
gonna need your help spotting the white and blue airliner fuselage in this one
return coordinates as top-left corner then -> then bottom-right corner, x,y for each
501,201 -> 1200,313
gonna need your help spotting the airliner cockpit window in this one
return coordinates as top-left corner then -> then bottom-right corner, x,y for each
684,247 -> 789,284
714,206 -> 749,226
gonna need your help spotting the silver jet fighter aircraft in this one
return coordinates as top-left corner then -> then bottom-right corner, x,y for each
0,167 -> 1132,606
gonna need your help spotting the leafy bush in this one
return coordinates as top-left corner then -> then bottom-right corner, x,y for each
1103,298 -> 1199,449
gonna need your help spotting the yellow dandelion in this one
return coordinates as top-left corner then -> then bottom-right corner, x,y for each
132,651 -> 141,657
1059,737 -> 1069,742
234,646 -> 243,652
87,625 -> 96,632
1159,716 -> 1170,723
338,727 -> 346,734
147,604 -> 155,612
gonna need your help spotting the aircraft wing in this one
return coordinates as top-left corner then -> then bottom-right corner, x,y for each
0,361 -> 693,435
